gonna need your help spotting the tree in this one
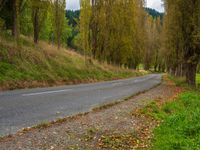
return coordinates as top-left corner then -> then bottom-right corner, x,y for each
52,0 -> 66,49
80,0 -> 91,61
80,0 -> 146,68
143,16 -> 163,71
31,0 -> 49,44
12,0 -> 19,40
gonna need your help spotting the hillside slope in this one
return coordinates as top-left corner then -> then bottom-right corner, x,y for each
0,35 -> 146,90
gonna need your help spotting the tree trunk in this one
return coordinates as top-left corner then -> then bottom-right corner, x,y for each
33,8 -> 39,44
12,0 -> 19,39
154,64 -> 157,72
144,65 -> 150,71
186,63 -> 197,86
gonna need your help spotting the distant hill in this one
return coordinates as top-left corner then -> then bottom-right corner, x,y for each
66,8 -> 164,25
145,8 -> 164,19
66,10 -> 80,27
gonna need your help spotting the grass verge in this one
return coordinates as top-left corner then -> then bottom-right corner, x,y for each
150,91 -> 200,150
140,75 -> 200,150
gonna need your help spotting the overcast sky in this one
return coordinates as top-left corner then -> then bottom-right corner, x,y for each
66,0 -> 164,12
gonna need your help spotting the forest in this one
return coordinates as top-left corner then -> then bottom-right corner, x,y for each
0,0 -> 200,86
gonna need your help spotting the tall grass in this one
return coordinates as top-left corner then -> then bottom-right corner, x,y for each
0,34 -> 146,90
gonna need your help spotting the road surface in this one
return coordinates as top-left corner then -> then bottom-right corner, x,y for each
0,74 -> 161,136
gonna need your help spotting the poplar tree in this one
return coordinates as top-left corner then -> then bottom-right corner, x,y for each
80,0 -> 146,68
80,0 -> 91,61
52,0 -> 66,49
31,0 -> 50,44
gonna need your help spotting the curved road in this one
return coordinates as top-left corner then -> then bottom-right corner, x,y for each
0,74 -> 161,136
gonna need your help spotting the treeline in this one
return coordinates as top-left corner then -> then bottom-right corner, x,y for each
0,0 -> 69,48
80,0 -> 200,85
80,0 -> 162,69
1,0 -> 199,85
66,8 -> 163,53
163,0 -> 200,85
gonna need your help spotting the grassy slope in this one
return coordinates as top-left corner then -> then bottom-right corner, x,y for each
0,35 -> 146,90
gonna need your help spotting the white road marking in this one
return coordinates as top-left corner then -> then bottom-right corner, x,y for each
112,83 -> 122,86
103,96 -> 113,99
133,78 -> 146,83
22,89 -> 72,97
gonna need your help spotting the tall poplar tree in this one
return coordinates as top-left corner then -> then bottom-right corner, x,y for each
80,0 -> 91,61
52,0 -> 66,49
31,0 -> 49,44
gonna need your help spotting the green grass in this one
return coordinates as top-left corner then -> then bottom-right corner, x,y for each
196,74 -> 200,84
150,92 -> 200,150
0,34 -> 146,90
169,75 -> 200,87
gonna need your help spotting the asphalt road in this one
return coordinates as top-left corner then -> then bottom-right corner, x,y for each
0,74 -> 161,136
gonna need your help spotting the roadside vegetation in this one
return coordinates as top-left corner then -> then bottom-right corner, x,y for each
0,34 -> 145,90
151,91 -> 200,150
138,76 -> 200,150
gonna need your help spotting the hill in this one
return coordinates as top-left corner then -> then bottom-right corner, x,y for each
145,8 -> 164,19
66,8 -> 164,24
0,34 -> 146,90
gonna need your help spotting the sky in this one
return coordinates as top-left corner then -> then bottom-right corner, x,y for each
66,0 -> 164,12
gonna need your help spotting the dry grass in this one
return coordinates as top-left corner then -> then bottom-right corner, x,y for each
0,34 -> 146,90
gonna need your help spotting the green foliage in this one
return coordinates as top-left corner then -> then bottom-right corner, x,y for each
39,11 -> 52,41
80,0 -> 92,57
51,0 -> 66,48
20,0 -> 33,36
151,92 -> 200,150
80,0 -> 146,68
66,10 -> 80,27
196,74 -> 200,84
